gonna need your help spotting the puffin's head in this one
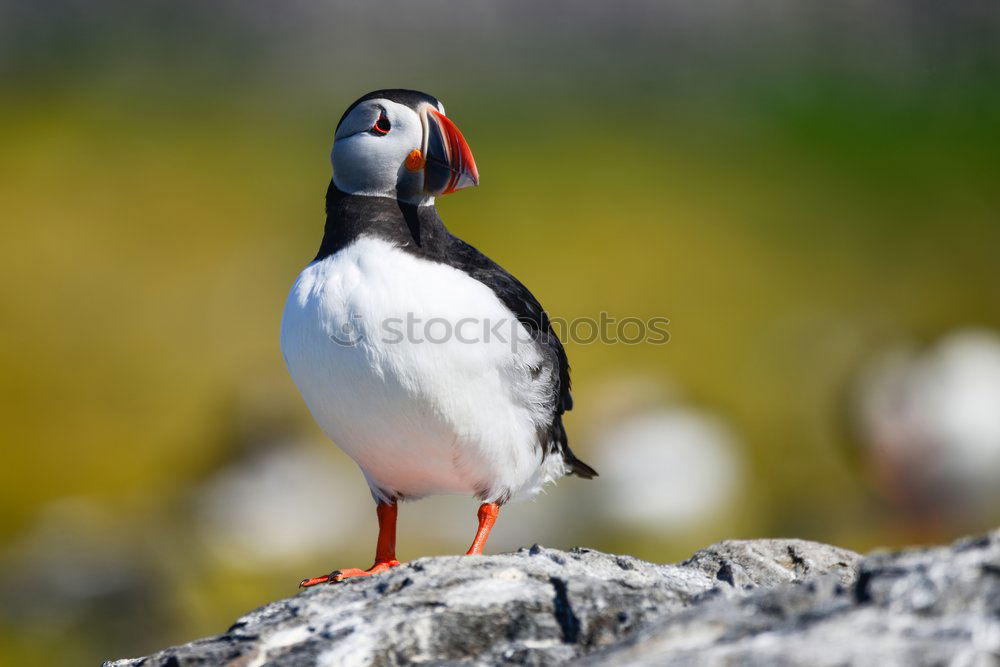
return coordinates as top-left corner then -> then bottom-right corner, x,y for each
331,89 -> 479,205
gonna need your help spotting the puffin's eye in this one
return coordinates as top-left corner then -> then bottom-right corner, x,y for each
371,111 -> 391,135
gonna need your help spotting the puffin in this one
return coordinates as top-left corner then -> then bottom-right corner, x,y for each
280,89 -> 596,587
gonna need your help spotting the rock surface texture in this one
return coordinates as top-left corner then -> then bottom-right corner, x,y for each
107,530 -> 1000,666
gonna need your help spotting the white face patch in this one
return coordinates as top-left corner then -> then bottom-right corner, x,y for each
331,98 -> 432,204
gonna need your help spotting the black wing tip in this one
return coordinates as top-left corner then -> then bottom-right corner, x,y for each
568,457 -> 599,480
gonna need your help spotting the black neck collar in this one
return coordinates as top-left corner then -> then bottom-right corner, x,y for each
314,183 -> 449,262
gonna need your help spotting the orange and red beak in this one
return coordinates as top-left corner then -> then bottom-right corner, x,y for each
421,108 -> 479,196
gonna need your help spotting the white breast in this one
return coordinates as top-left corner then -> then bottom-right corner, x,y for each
279,237 -> 566,503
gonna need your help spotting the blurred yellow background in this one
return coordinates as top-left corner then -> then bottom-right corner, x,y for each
2,2 -> 999,664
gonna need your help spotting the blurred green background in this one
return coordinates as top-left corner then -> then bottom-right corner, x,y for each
2,1 -> 1000,664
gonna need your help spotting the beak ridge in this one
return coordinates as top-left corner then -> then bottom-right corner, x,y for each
423,109 -> 479,195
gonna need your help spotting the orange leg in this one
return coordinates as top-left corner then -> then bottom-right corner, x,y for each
300,501 -> 401,587
465,502 -> 500,556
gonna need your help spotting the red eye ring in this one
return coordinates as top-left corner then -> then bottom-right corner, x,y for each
371,111 -> 390,135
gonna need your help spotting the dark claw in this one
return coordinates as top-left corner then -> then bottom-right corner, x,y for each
299,574 -> 332,588
328,570 -> 343,583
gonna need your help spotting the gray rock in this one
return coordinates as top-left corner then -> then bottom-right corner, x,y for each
680,538 -> 858,590
587,531 -> 1000,667
106,530 -> 1000,666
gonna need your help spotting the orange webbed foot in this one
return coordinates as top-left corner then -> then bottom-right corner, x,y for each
299,559 -> 401,588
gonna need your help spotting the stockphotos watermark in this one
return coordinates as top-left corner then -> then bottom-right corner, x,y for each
329,313 -> 670,349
